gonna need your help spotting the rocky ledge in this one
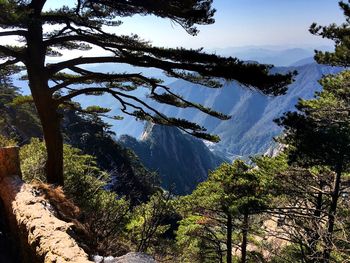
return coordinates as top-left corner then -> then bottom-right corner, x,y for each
0,147 -> 156,263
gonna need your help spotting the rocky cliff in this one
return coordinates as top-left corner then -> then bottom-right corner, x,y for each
119,124 -> 226,194
0,147 -> 91,263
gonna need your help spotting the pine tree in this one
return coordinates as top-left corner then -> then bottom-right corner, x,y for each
310,0 -> 350,67
276,71 -> 350,262
177,160 -> 269,263
0,0 -> 293,185
277,2 -> 350,258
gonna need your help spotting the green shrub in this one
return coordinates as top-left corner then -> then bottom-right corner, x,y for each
20,138 -> 131,256
0,134 -> 17,147
20,138 -> 46,182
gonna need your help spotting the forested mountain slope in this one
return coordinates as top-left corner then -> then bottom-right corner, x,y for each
119,124 -> 226,195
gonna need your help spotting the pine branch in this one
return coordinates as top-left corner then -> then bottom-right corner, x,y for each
0,45 -> 22,59
0,58 -> 20,68
0,30 -> 27,37
51,70 -> 155,92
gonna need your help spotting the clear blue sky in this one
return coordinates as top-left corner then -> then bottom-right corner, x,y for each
44,0 -> 344,49
115,0 -> 344,49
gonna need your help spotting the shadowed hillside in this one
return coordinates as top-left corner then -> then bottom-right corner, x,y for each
119,124 -> 226,194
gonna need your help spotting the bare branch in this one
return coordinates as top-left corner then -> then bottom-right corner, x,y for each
0,58 -> 20,68
0,45 -> 23,59
0,30 -> 27,37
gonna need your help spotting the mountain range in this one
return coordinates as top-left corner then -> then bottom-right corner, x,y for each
118,60 -> 340,161
71,47 -> 333,141
13,47 -> 342,193
73,55 -> 340,163
112,58 -> 341,193
209,45 -> 331,66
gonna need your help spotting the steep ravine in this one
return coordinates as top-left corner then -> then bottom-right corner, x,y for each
119,124 -> 226,195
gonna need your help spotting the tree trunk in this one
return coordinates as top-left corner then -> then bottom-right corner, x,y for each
323,164 -> 342,263
31,87 -> 64,186
307,180 -> 324,261
218,248 -> 224,263
26,15 -> 64,186
241,213 -> 249,263
41,111 -> 64,186
226,213 -> 232,263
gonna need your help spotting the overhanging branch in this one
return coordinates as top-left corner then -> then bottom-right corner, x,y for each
0,30 -> 28,37
0,58 -> 20,68
0,45 -> 23,60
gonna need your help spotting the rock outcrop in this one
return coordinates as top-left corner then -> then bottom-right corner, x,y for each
119,124 -> 226,194
0,147 -> 92,263
0,146 -> 21,178
93,252 -> 156,263
0,146 -> 157,263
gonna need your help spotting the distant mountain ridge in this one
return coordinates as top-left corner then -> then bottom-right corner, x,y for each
56,50 -> 342,179
65,47 -> 333,140
290,57 -> 315,67
212,46 -> 331,66
149,62 -> 341,160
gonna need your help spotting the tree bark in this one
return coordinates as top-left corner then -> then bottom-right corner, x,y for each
226,213 -> 232,263
323,164 -> 342,263
241,213 -> 249,263
41,110 -> 64,186
26,12 -> 64,186
30,81 -> 64,186
307,180 -> 324,261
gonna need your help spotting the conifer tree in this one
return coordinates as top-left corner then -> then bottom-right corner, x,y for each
310,0 -> 350,67
0,0 -> 293,185
277,2 -> 350,259
177,160 -> 269,263
276,71 -> 350,262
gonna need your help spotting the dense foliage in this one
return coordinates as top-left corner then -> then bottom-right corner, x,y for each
20,138 -> 131,255
0,75 -> 42,142
175,160 -> 271,263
